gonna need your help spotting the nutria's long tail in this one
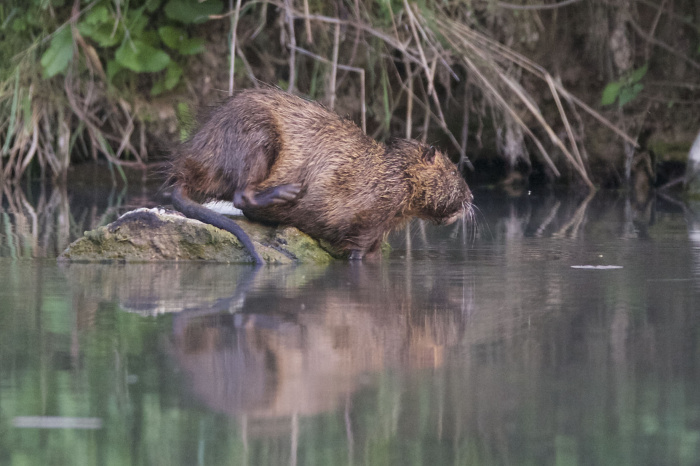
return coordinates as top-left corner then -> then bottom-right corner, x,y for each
172,186 -> 263,265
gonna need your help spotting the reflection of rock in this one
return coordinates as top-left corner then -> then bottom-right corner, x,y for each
58,208 -> 335,264
59,262 -> 330,316
168,264 -> 473,429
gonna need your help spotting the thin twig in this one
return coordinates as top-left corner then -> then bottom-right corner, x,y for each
501,72 -> 592,186
250,2 -> 268,39
627,16 -> 700,70
359,69 -> 366,134
283,0 -> 297,92
291,46 -> 365,74
644,0 -> 666,60
229,0 -> 242,95
435,14 -> 637,147
459,89 -> 469,171
457,48 -> 560,176
404,0 -> 434,96
290,46 -> 367,132
634,0 -> 700,33
329,23 -> 340,109
404,58 -> 413,139
237,45 -> 259,86
545,73 -> 586,173
399,75 -> 473,169
302,0 -> 313,43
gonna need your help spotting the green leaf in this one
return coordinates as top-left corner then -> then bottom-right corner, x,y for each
164,0 -> 224,24
78,5 -> 122,47
628,64 -> 648,84
158,26 -> 205,54
82,4 -> 110,24
145,0 -> 162,12
41,27 -> 74,78
115,40 -> 170,73
158,25 -> 184,49
12,17 -> 28,32
152,61 -> 183,95
618,83 -> 643,107
177,102 -> 193,140
600,81 -> 621,106
106,59 -> 124,82
140,29 -> 161,46
180,37 -> 205,54
126,8 -> 149,37
151,80 -> 165,96
178,37 -> 205,54
164,62 -> 183,89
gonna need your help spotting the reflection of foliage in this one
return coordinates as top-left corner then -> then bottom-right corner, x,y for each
2,195 -> 700,464
0,182 -> 127,258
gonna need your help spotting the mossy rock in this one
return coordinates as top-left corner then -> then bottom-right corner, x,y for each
58,208 -> 337,264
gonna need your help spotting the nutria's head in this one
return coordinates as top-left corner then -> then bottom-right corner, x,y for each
390,139 -> 473,224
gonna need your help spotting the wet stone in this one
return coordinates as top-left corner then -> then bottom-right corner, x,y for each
58,208 -> 336,264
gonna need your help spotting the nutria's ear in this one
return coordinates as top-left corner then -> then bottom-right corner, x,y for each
423,146 -> 437,164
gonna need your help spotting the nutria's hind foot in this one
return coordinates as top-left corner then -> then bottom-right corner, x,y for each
234,184 -> 302,209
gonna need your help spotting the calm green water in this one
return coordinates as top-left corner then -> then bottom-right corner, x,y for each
1,181 -> 700,465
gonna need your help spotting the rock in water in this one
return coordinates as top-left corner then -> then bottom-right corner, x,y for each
58,208 -> 335,264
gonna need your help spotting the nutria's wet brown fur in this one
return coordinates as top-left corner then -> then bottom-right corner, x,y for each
169,88 -> 472,262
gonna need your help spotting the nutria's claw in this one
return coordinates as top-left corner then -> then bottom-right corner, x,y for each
273,183 -> 303,202
236,184 -> 303,208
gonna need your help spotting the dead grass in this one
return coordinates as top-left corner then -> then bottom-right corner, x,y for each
4,0 -> 697,187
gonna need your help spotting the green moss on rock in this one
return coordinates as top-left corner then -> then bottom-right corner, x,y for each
58,208 -> 336,264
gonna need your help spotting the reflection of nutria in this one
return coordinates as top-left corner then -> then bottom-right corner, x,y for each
170,87 -> 473,263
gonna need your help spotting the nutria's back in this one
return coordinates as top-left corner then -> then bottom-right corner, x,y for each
171,89 -> 371,201
170,87 -> 472,258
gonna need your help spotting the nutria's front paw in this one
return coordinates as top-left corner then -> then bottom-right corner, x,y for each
244,184 -> 303,208
272,183 -> 303,203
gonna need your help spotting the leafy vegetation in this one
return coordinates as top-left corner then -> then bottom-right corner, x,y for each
1,0 -> 699,187
601,64 -> 648,108
0,0 -> 224,182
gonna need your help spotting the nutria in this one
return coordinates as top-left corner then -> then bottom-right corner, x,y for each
170,87 -> 472,263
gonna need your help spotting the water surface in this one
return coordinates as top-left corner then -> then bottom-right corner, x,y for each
1,182 -> 699,465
